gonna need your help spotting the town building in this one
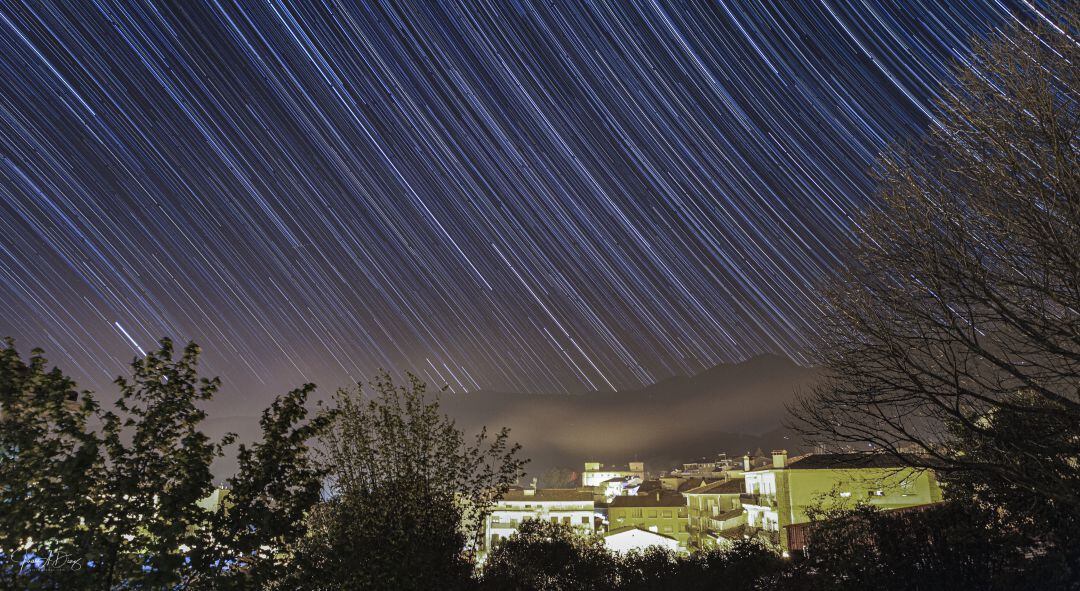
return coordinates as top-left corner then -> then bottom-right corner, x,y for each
683,477 -> 746,550
604,526 -> 680,554
656,475 -> 713,493
482,488 -> 596,556
582,461 -> 645,487
596,475 -> 642,502
607,491 -> 690,552
667,454 -> 743,480
741,451 -> 943,550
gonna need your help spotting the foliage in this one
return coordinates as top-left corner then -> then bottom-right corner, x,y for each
791,4 -> 1080,578
481,519 -> 615,591
788,500 -> 1069,591
0,339 -> 101,590
202,383 -> 334,589
92,338 -> 234,589
481,522 -> 784,591
616,540 -> 784,591
0,338 -> 332,590
292,372 -> 527,590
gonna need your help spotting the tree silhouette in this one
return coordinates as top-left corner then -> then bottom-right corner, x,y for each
792,6 -> 1079,570
203,383 -> 334,589
292,372 -> 527,590
94,339 -> 234,589
480,519 -> 615,591
0,339 -> 101,589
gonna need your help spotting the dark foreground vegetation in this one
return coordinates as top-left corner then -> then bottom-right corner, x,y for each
2,336 -> 1074,591
2,5 -> 1078,591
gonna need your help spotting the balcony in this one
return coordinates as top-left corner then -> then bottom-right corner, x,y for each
739,493 -> 777,508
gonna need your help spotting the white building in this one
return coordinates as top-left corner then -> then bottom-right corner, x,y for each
482,488 -> 595,556
582,461 -> 645,487
604,526 -> 680,554
597,475 -> 642,502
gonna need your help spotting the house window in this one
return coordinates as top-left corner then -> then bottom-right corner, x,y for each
839,492 -> 852,498
647,510 -> 657,518
581,516 -> 589,525
661,510 -> 672,518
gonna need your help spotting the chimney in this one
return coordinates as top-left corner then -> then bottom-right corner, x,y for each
772,450 -> 788,469
742,454 -> 751,472
531,477 -> 538,490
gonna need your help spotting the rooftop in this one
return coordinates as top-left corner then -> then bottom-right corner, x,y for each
501,488 -> 595,503
610,492 -> 685,508
786,453 -> 914,470
685,478 -> 744,495
606,526 -> 677,540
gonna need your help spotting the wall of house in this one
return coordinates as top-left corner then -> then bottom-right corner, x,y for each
783,467 -> 942,526
608,504 -> 689,550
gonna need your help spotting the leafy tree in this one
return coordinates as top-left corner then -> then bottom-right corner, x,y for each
613,547 -> 680,591
481,523 -> 784,591
694,540 -> 788,591
293,372 -> 527,590
0,339 -> 101,590
201,383 -> 334,589
480,519 -> 615,591
616,541 -> 784,591
788,500 -> 1056,591
93,339 -> 234,590
791,5 -> 1079,575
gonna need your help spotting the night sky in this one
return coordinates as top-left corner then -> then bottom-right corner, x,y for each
0,1 -> 1043,405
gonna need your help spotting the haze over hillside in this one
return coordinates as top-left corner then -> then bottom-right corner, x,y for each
203,354 -> 818,481
439,354 -> 819,477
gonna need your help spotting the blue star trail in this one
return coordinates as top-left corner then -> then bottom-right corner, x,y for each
0,1 -> 1044,402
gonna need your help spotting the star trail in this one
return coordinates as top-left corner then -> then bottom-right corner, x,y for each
0,1 -> 1044,404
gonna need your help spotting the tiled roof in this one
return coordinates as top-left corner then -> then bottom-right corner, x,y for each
606,526 -> 677,540
675,477 -> 712,491
501,488 -> 594,502
610,492 -> 685,508
786,453 -> 913,470
685,479 -> 744,495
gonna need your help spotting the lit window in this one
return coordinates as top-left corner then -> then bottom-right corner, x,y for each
839,492 -> 852,498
